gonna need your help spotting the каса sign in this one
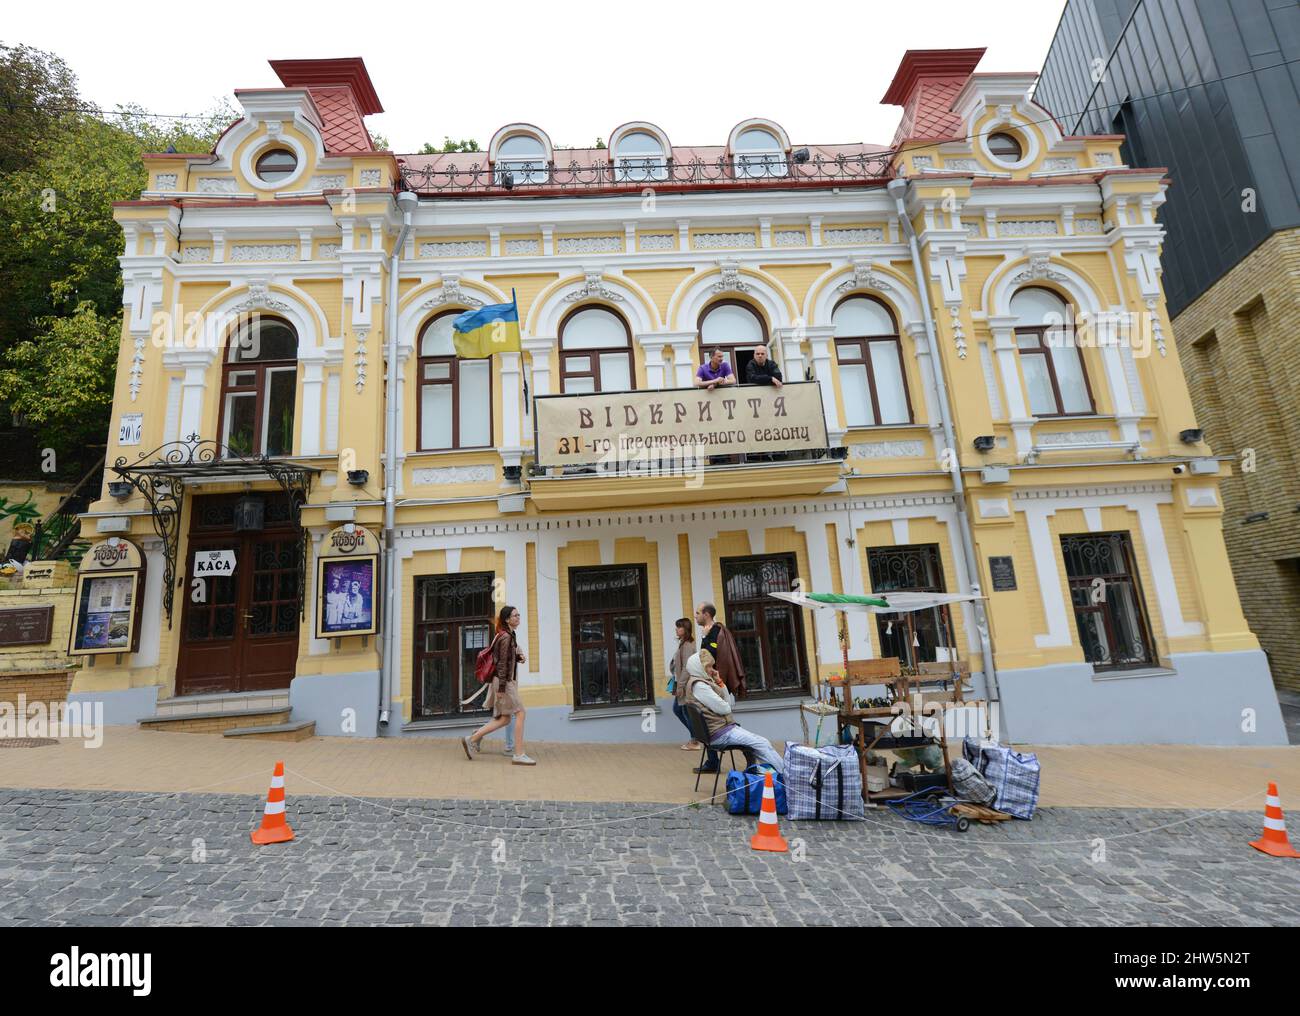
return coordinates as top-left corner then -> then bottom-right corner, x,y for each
534,380 -> 828,468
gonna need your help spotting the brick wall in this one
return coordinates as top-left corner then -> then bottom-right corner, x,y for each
1174,228 -> 1300,693
0,670 -> 73,707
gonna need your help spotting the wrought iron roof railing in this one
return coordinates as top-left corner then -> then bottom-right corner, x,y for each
398,151 -> 896,197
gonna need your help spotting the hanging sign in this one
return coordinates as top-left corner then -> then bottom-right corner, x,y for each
194,549 -> 237,577
315,525 -> 380,639
68,537 -> 146,656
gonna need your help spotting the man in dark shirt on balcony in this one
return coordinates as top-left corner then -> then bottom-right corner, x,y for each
744,344 -> 783,387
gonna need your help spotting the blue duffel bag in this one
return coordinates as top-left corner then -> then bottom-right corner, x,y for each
725,766 -> 787,815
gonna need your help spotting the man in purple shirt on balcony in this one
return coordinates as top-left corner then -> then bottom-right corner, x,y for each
694,348 -> 736,389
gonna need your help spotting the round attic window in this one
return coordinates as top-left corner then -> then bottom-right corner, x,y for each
986,132 -> 1023,164
255,148 -> 299,184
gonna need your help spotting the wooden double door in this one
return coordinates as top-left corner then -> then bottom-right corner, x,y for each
175,494 -> 301,696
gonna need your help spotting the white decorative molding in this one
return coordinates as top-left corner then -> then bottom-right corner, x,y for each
1011,250 -> 1068,284
129,335 -> 146,401
774,230 -> 807,247
948,305 -> 968,359
978,498 -> 1011,519
181,247 -> 212,263
557,235 -> 622,254
1094,152 -> 1116,167
1042,157 -> 1078,172
422,274 -> 484,309
848,440 -> 926,459
639,234 -> 675,251
308,174 -> 347,190
837,258 -> 884,293
231,281 -> 291,315
1036,429 -> 1111,446
412,464 -> 496,485
826,227 -> 885,245
420,240 -> 488,258
505,238 -> 541,255
1076,218 -> 1103,234
694,232 -> 757,250
359,169 -> 381,187
944,158 -> 979,171
153,173 -> 177,191
964,221 -> 982,238
230,243 -> 297,262
1145,297 -> 1168,357
196,177 -> 240,194
710,259 -> 752,295
1186,487 -> 1218,508
563,268 -> 625,303
999,219 -> 1058,237
979,343 -> 1004,418
318,242 -> 342,259
912,156 -> 933,170
353,330 -> 368,393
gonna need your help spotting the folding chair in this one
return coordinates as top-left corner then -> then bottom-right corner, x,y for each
684,704 -> 745,799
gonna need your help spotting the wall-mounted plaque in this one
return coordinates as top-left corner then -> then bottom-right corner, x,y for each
989,555 -> 1018,592
0,605 -> 55,647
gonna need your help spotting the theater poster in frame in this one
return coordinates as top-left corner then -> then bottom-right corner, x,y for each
68,537 -> 146,657
315,524 -> 380,639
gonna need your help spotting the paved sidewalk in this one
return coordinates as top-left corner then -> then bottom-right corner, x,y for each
1,790 -> 1297,927
1,726 -> 1297,811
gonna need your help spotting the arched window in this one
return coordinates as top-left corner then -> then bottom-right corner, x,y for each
614,131 -> 668,182
1011,287 -> 1094,417
560,306 -> 634,393
698,300 -> 768,382
832,296 -> 911,426
495,133 -> 548,185
419,312 -> 492,450
733,128 -> 786,179
220,315 -> 298,457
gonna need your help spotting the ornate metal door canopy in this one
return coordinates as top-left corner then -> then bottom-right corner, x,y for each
111,434 -> 318,627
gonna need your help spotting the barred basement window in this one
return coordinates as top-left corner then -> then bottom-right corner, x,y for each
413,573 -> 495,718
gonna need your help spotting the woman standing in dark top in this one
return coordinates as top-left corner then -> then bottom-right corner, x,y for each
462,604 -> 535,765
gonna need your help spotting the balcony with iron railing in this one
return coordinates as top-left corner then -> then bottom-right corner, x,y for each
397,150 -> 896,198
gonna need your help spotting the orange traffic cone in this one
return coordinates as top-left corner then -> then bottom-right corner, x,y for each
250,761 -> 294,845
1249,782 -> 1299,858
750,771 -> 788,853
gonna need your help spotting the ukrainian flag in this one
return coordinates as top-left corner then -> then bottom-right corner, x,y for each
451,291 -> 522,358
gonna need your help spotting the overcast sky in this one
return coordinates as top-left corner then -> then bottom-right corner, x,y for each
8,0 -> 1069,152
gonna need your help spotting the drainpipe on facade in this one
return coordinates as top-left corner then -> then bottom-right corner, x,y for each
379,190 -> 419,727
886,178 -> 1001,706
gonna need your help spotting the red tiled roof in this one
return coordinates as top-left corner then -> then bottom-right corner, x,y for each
307,86 -> 374,153
882,48 -> 986,147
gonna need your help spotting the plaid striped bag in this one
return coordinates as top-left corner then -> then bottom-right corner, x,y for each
963,738 -> 1039,819
782,743 -> 864,821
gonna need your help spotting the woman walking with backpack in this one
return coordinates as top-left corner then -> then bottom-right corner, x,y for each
462,604 -> 535,765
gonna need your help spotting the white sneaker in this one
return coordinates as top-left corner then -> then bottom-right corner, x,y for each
461,736 -> 479,760
511,754 -> 537,766
503,746 -> 515,756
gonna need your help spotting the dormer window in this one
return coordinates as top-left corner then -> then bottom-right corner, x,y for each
733,129 -> 787,179
615,131 -> 668,182
255,148 -> 298,184
495,134 -> 548,185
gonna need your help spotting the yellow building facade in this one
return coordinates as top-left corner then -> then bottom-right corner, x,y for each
80,51 -> 1286,744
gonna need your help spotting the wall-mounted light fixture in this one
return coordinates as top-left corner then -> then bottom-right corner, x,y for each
973,435 -> 996,452
108,481 -> 133,501
346,469 -> 369,487
1179,428 -> 1204,444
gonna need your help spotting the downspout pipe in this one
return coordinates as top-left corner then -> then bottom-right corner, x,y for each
379,190 -> 418,728
887,178 -> 1001,707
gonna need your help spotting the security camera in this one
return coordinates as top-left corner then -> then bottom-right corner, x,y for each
1172,465 -> 1185,475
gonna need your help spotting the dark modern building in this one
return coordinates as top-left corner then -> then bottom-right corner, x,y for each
1039,0 -> 1300,693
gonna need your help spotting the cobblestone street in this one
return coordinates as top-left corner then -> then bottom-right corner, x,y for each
2,789 -> 1297,927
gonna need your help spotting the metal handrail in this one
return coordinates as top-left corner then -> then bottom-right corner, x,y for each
32,453 -> 105,561
398,151 -> 896,196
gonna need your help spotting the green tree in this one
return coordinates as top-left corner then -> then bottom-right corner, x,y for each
419,137 -> 481,154
0,42 -> 80,174
0,301 -> 120,454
